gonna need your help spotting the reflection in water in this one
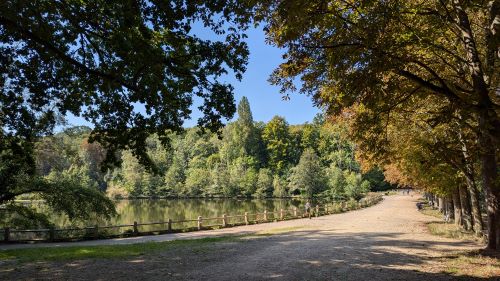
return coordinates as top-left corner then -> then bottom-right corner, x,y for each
49,198 -> 315,228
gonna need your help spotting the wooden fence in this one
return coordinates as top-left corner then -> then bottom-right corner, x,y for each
1,195 -> 383,243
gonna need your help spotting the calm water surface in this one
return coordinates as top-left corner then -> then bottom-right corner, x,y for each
49,198 -> 317,228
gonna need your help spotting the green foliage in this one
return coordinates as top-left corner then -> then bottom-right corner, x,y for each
31,98 -> 387,202
288,148 -> 325,198
1,0 -> 254,171
185,167 -> 211,196
344,171 -> 370,201
255,168 -> 273,198
0,204 -> 53,229
363,168 -> 394,192
2,97 -> 392,228
324,166 -> 346,199
262,116 -> 292,175
272,175 -> 288,198
300,124 -> 320,152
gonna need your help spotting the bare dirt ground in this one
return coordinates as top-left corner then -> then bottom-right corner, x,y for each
1,195 -> 494,281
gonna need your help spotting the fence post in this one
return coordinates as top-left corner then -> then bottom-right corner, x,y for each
244,212 -> 249,225
168,218 -> 172,232
222,214 -> 227,227
280,209 -> 284,220
49,227 -> 55,242
133,221 -> 139,235
264,209 -> 268,221
316,205 -> 319,217
325,205 -> 329,214
4,227 -> 10,242
293,207 -> 297,217
197,216 -> 202,230
94,225 -> 99,239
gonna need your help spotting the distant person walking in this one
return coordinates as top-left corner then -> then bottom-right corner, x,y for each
305,201 -> 312,219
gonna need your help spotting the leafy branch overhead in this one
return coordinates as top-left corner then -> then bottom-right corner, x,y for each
0,0 -> 254,170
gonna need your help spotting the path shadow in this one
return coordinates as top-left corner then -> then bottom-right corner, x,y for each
3,230 -> 497,280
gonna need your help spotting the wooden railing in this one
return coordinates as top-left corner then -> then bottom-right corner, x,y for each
1,195 -> 383,243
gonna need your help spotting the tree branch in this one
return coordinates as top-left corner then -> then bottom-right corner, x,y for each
0,15 -> 140,93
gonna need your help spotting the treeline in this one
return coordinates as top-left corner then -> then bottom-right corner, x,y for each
37,97 -> 392,200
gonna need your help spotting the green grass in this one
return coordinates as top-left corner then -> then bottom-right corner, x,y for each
426,222 -> 483,242
0,236 -> 240,263
420,205 -> 443,219
419,204 -> 483,243
254,226 -> 305,236
440,250 -> 500,278
0,225 -> 308,263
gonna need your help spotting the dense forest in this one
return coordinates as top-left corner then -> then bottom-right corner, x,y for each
36,97 -> 390,201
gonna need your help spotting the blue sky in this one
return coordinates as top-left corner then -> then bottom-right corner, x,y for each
66,26 -> 320,128
185,25 -> 321,127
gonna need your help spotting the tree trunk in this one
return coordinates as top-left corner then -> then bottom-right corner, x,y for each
438,197 -> 444,213
457,119 -> 484,236
452,187 -> 463,226
458,125 -> 485,237
459,185 -> 473,231
478,111 -> 499,250
453,0 -> 499,250
447,194 -> 455,221
466,175 -> 485,236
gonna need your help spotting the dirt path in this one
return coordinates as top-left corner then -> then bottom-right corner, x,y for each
1,195 -> 488,280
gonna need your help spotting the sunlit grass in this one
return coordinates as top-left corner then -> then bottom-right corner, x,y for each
419,205 -> 443,219
420,204 -> 483,243
419,205 -> 498,278
440,250 -> 500,278
0,236 -> 239,262
427,222 -> 483,242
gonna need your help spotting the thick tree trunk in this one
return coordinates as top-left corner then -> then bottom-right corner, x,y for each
452,187 -> 463,226
479,124 -> 499,249
457,119 -> 486,236
465,175 -> 485,236
459,185 -> 473,231
453,0 -> 499,250
458,126 -> 485,236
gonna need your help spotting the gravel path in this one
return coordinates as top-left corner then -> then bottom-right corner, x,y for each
0,195 -> 488,280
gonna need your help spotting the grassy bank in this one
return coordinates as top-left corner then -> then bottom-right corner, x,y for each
0,226 -> 306,263
419,204 -> 499,278
0,236 -> 239,263
439,250 -> 500,278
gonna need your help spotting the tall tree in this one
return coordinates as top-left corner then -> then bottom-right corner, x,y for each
262,116 -> 292,174
236,96 -> 263,161
288,148 -> 325,198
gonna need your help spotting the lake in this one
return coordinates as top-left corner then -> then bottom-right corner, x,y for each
49,198 -> 316,229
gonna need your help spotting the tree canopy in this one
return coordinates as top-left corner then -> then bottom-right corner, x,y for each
0,0 -> 254,227
257,0 -> 499,249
